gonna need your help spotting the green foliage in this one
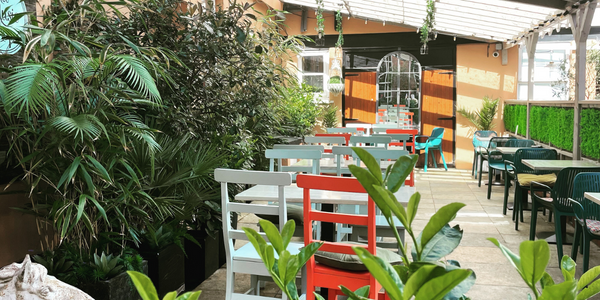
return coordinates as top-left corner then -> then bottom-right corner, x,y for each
128,271 -> 201,300
315,0 -> 325,38
420,0 -> 436,46
580,108 -> 600,159
341,148 -> 474,300
33,250 -> 75,284
322,104 -> 339,129
529,106 -> 573,151
335,10 -> 344,47
242,220 -> 324,300
276,83 -> 324,138
457,96 -> 499,131
489,239 -> 600,299
503,104 -> 527,136
91,252 -> 125,281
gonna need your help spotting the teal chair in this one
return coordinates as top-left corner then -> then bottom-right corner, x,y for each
507,148 -> 557,230
478,136 -> 515,187
501,139 -> 536,214
486,149 -> 512,203
529,167 -> 600,264
415,127 -> 447,172
569,172 -> 600,272
472,130 -> 497,177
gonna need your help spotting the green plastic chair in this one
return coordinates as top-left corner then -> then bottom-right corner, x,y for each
530,167 -> 600,264
478,136 -> 515,187
486,149 -> 512,203
569,172 -> 600,272
507,148 -> 557,230
472,130 -> 497,177
501,139 -> 536,215
415,127 -> 447,172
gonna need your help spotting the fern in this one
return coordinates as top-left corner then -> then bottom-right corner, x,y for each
457,96 -> 499,131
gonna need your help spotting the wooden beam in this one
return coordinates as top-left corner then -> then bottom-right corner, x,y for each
525,32 -> 539,139
569,1 -> 597,160
500,0 -> 567,10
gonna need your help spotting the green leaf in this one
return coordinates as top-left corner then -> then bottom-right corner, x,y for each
349,165 -> 393,223
417,225 -> 463,262
443,260 -> 477,299
259,219 -> 284,255
414,269 -> 472,300
127,271 -> 159,300
175,291 -> 202,300
577,277 -> 600,300
488,238 -> 525,279
404,264 -> 440,300
561,255 -> 576,282
520,240 -> 550,286
296,242 -> 323,271
57,157 -> 81,190
539,280 -> 577,300
75,195 -> 87,225
280,220 -> 295,251
162,292 -> 177,300
351,147 -> 382,184
578,265 -> 600,291
340,285 -> 371,300
540,272 -> 555,289
278,250 -> 290,284
387,154 -> 418,193
84,154 -> 112,182
419,203 -> 465,257
353,247 -> 404,300
315,292 -> 327,300
407,192 -> 421,226
373,185 -> 407,226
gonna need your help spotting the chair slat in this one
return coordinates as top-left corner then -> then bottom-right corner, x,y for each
305,136 -> 346,145
319,242 -> 369,255
228,203 -> 279,216
297,175 -> 366,193
310,211 -> 369,226
265,149 -> 323,159
228,229 -> 268,242
215,168 -> 292,186
273,144 -> 325,151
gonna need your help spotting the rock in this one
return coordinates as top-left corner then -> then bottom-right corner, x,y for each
0,255 -> 94,300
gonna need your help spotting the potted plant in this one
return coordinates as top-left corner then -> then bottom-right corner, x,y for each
328,76 -> 345,96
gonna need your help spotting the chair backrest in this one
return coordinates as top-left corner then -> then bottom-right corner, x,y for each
552,167 -> 600,213
488,136 -> 516,149
316,133 -> 352,147
350,136 -> 393,149
305,136 -> 346,146
353,148 -> 410,172
273,144 -> 325,152
296,174 -> 376,255
512,148 -> 557,175
373,134 -> 410,149
327,127 -> 365,135
505,139 -> 535,148
265,149 -> 322,174
427,127 -> 445,147
215,169 -> 292,259
473,130 -> 497,147
571,172 -> 600,223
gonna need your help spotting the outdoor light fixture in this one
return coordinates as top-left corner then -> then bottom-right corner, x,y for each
365,19 -> 368,24
383,20 -> 386,26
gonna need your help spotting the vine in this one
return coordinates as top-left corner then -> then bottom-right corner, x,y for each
419,0 -> 436,53
335,10 -> 344,47
315,0 -> 325,39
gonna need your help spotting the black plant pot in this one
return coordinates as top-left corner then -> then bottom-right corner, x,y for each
79,261 -> 148,300
142,243 -> 185,297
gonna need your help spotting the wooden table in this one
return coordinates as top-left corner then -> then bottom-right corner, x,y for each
522,160 -> 600,171
235,184 -> 414,206
585,192 -> 600,205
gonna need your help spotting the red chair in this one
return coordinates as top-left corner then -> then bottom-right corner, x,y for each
387,129 -> 418,187
297,174 -> 383,300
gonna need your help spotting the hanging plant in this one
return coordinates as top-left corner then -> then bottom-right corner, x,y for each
335,10 -> 344,48
419,0 -> 436,55
315,0 -> 325,45
328,55 -> 344,96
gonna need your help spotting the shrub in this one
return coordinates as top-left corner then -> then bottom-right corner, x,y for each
275,84 -> 324,137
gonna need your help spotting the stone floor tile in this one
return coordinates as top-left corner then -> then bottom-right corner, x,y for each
466,284 -> 533,299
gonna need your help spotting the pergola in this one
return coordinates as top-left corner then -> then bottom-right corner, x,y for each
282,0 -> 599,160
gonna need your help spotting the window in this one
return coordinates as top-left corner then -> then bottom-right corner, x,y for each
518,43 -> 571,100
298,50 -> 329,94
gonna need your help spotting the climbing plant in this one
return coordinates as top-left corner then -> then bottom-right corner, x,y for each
315,0 -> 325,40
335,10 -> 344,47
420,0 -> 436,54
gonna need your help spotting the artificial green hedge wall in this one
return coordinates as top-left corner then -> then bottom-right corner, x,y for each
503,105 -> 600,159
503,104 -> 527,136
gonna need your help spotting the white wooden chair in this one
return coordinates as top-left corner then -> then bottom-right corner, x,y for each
272,144 -> 325,151
215,168 -> 303,300
326,127 -> 365,135
349,135 -> 393,149
304,136 -> 346,146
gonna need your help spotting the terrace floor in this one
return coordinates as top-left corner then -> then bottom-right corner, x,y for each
196,168 -> 600,299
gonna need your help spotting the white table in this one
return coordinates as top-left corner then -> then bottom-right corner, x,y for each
522,160 -> 600,171
235,184 -> 414,206
585,192 -> 600,205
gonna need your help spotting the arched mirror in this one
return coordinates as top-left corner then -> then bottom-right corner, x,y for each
376,51 -> 421,129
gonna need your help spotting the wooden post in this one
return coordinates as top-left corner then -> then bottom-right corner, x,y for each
525,33 -> 538,139
569,2 -> 596,160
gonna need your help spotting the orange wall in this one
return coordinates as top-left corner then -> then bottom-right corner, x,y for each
455,44 -> 518,170
284,10 -> 413,36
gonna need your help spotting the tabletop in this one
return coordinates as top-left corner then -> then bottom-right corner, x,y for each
585,192 -> 600,205
522,160 -> 600,171
235,184 -> 414,206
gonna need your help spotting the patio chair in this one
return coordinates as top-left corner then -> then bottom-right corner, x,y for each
297,174 -> 386,300
507,148 -> 557,230
327,127 -> 365,135
415,127 -> 447,172
215,169 -> 303,300
316,133 -> 352,149
387,129 -> 418,186
486,149 -> 512,201
304,136 -> 346,158
478,136 -> 515,187
500,139 -> 536,214
529,167 -> 600,264
472,130 -> 497,177
349,135 -> 393,149
569,172 -> 600,272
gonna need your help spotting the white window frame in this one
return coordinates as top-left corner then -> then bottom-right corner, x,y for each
517,42 -> 571,101
298,49 -> 329,100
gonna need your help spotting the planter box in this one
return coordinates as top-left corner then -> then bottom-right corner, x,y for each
142,244 -> 185,297
79,261 -> 148,300
184,229 -> 222,290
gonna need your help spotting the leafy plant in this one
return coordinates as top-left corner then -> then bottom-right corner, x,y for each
335,10 -> 344,48
420,0 -> 436,50
340,148 -> 474,300
33,250 -> 76,284
315,0 -> 325,40
243,219 -> 324,300
91,252 -> 125,281
137,222 -> 200,255
503,104 -> 527,135
128,271 -> 201,300
457,96 -> 500,131
489,238 -> 600,299
276,83 -> 324,138
322,104 -> 338,129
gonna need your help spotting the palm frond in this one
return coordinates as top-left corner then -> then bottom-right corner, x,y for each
457,96 -> 500,131
50,114 -> 105,142
5,63 -> 61,117
110,55 -> 161,103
